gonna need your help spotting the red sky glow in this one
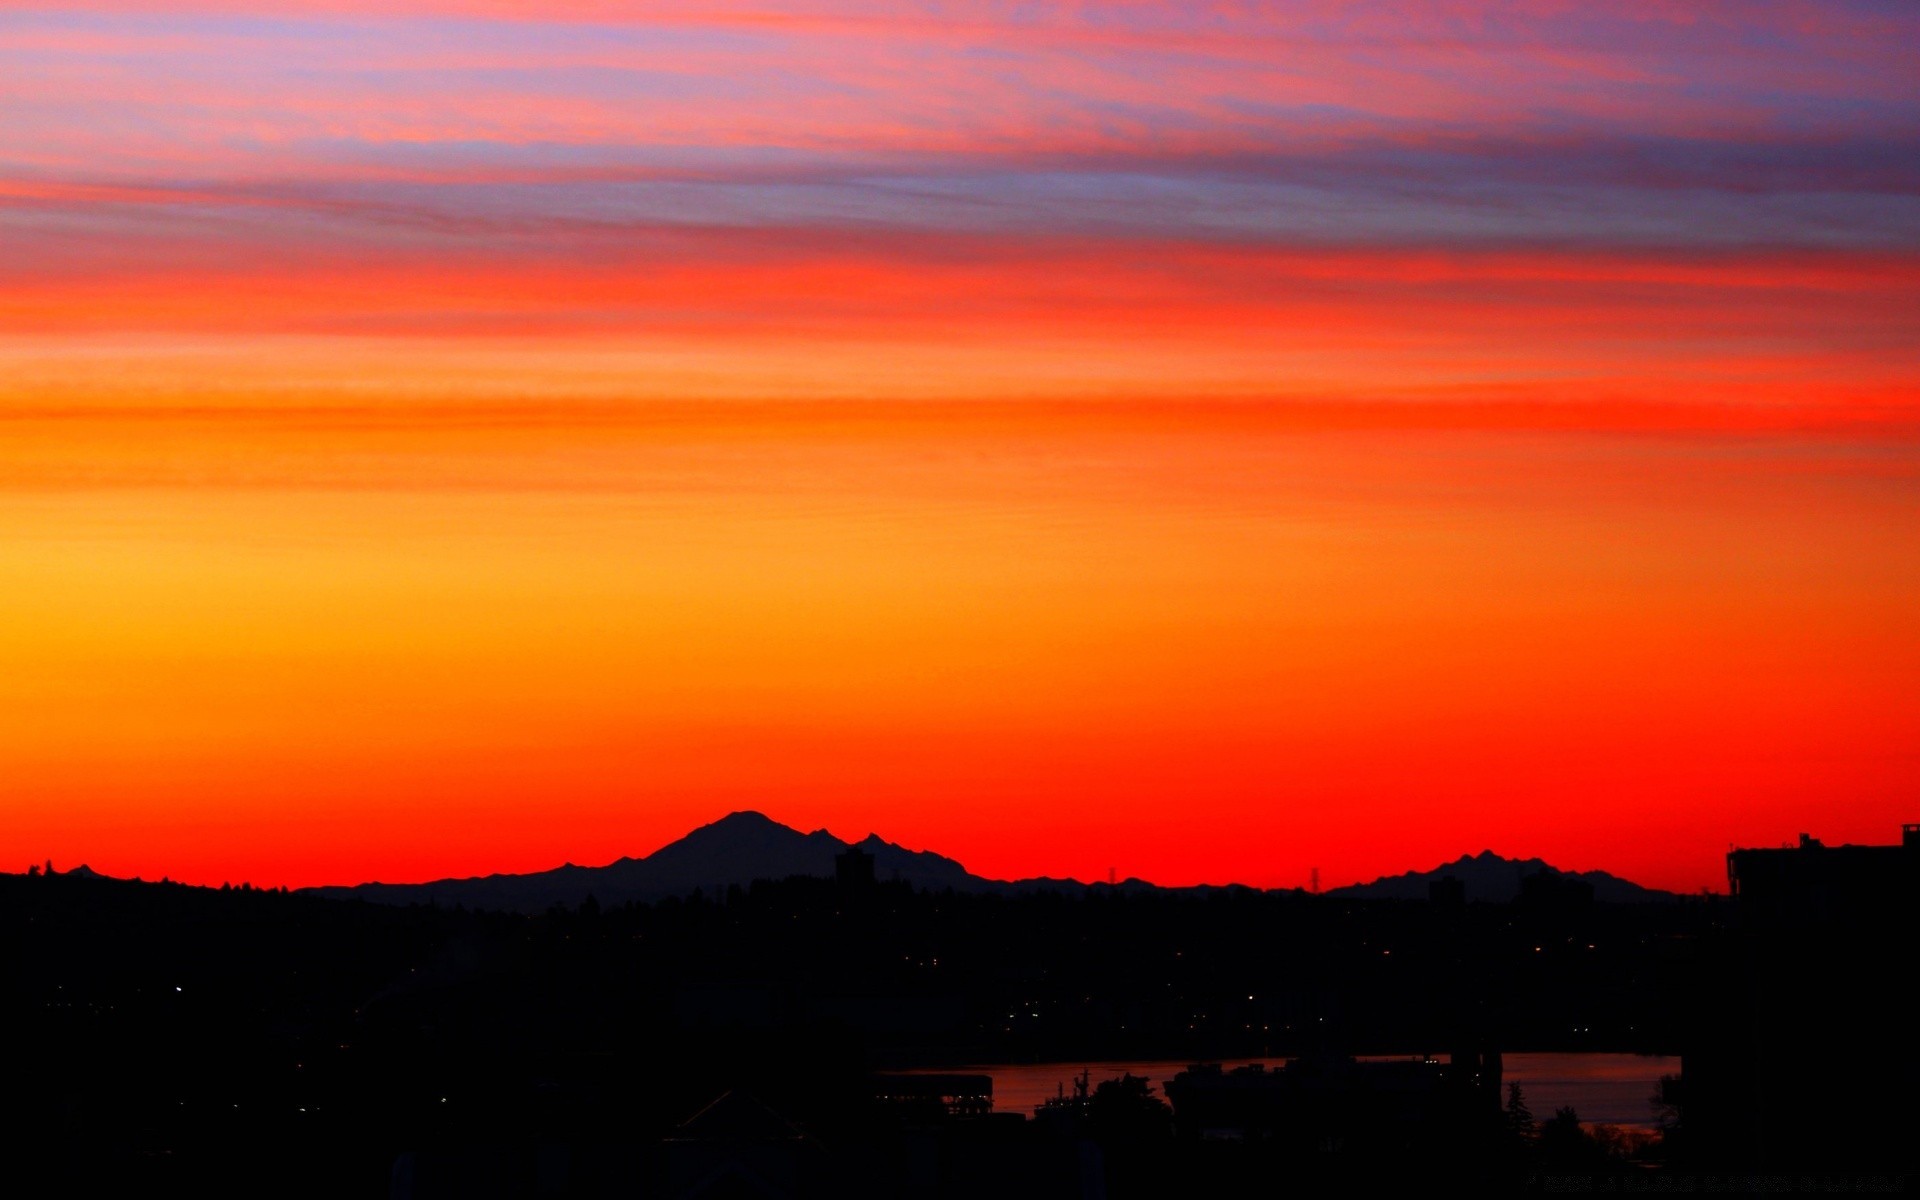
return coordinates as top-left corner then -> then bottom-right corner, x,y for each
3,1 -> 1917,893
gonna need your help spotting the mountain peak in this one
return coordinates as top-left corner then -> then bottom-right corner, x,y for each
1330,850 -> 1672,904
300,815 -> 1674,914
710,810 -> 779,828
304,811 -> 992,912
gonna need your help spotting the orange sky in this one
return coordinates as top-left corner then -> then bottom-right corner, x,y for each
4,2 -> 1918,892
4,399 -> 1915,892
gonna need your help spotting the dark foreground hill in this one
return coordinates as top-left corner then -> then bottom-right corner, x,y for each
5,829 -> 1906,1195
1,850 -> 1831,1195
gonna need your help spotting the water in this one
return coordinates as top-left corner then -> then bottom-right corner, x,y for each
911,1052 -> 1679,1129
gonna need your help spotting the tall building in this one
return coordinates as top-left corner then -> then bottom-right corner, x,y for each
835,845 -> 876,889
1684,825 -> 1917,1174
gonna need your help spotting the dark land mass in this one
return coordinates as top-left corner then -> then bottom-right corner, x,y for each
1326,849 -> 1677,904
4,823 -> 1912,1197
305,809 -> 1674,911
303,810 -> 1148,911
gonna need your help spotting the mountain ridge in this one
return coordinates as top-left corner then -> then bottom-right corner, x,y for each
1325,849 -> 1675,904
297,811 -> 1676,912
301,810 -> 991,912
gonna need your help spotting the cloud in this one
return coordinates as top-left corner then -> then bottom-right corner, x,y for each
3,0 -> 1914,419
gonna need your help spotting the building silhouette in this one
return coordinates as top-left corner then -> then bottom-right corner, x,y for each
1685,824 -> 1917,1173
665,1091 -> 824,1200
836,845 -> 876,889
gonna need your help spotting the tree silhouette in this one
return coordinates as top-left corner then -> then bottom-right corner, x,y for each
1504,1081 -> 1536,1144
1538,1105 -> 1624,1172
1089,1073 -> 1172,1142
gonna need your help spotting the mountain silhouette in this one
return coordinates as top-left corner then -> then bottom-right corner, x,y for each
302,815 -> 1674,912
304,811 -> 988,912
1326,849 -> 1675,904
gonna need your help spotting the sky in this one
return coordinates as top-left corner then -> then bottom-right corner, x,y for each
2,1 -> 1917,893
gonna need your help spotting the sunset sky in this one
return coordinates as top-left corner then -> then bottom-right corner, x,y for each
3,1 -> 1917,893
